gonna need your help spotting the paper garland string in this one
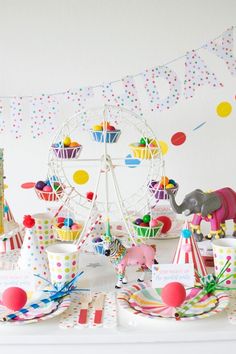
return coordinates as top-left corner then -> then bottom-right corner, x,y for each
0,26 -> 234,138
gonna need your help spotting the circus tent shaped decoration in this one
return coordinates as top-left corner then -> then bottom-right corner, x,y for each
0,149 -> 24,254
173,223 -> 207,282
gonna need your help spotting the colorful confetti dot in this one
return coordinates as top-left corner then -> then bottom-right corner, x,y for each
171,132 -> 186,146
158,140 -> 169,155
73,170 -> 89,185
216,101 -> 232,118
124,154 -> 141,168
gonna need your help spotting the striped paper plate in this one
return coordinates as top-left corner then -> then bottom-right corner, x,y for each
0,295 -> 71,325
117,283 -> 229,321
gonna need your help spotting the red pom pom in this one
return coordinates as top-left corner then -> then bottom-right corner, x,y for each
2,287 -> 27,311
161,282 -> 186,307
156,215 -> 172,233
23,215 -> 35,228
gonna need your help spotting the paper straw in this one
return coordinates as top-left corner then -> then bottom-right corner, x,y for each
53,188 -> 75,219
176,289 -> 207,318
75,214 -> 102,250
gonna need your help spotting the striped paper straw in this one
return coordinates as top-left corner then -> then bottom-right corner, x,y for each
176,289 -> 207,318
3,297 -> 54,321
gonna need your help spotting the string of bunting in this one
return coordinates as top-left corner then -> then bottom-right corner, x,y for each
0,26 -> 235,139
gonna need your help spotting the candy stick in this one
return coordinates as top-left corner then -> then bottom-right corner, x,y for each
75,214 -> 102,250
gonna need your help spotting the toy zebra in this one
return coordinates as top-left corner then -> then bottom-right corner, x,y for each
102,222 -> 157,288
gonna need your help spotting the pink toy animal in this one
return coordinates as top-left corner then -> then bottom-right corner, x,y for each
103,236 -> 157,288
168,187 -> 236,241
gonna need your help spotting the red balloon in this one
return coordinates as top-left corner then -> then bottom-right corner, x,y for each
156,215 -> 172,233
161,282 -> 186,307
171,132 -> 186,146
2,287 -> 27,311
23,215 -> 35,228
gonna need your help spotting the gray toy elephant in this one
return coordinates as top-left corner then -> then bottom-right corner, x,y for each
167,187 -> 236,241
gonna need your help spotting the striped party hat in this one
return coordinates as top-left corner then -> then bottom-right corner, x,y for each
173,221 -> 207,282
4,200 -> 15,222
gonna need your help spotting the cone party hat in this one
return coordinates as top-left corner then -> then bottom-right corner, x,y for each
18,227 -> 49,289
173,222 -> 207,282
0,199 -> 24,253
4,199 -> 15,222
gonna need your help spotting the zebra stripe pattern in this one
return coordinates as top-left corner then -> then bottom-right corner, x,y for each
108,239 -> 126,265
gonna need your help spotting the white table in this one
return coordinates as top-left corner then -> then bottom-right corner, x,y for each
1,238 -> 236,354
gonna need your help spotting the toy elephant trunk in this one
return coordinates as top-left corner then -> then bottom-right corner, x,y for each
167,190 -> 190,215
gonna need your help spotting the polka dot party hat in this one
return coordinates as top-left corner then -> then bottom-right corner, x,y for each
18,228 -> 50,289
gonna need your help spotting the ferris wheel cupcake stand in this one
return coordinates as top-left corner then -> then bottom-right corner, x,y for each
46,105 -> 169,249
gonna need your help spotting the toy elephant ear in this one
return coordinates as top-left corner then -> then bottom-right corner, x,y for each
201,192 -> 222,217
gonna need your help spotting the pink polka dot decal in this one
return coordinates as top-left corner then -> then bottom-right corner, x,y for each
205,27 -> 236,76
0,100 -> 5,133
184,50 -> 222,99
10,96 -> 23,139
142,66 -> 181,112
102,77 -> 142,115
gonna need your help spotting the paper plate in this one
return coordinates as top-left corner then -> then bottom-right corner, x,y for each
117,283 -> 229,321
0,295 -> 71,325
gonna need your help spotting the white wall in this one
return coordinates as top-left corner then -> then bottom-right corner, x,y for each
0,0 -> 236,222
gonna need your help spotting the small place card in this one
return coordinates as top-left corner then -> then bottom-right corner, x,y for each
152,263 -> 195,288
0,270 -> 35,293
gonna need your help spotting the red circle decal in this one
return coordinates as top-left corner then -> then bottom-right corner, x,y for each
171,132 -> 186,146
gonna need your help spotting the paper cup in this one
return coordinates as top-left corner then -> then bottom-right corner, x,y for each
33,213 -> 56,251
46,243 -> 79,284
212,238 -> 236,288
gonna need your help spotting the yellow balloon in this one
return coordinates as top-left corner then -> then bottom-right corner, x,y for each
73,170 -> 89,185
216,101 -> 232,118
158,140 -> 169,155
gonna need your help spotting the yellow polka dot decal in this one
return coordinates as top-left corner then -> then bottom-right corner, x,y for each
216,101 -> 232,118
73,170 -> 89,185
158,140 -> 169,155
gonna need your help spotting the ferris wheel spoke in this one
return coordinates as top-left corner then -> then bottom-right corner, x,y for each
107,158 -> 136,245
